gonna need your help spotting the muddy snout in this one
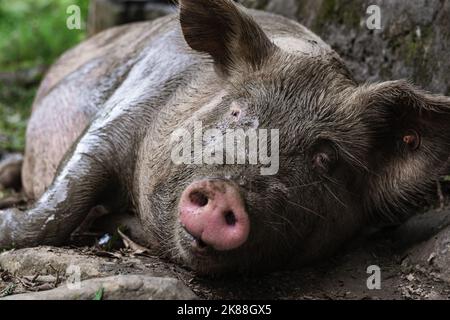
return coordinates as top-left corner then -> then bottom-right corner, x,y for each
179,180 -> 250,251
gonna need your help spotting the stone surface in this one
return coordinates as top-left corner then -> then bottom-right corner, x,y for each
0,246 -> 115,279
392,209 -> 450,249
1,275 -> 197,300
405,225 -> 450,284
239,0 -> 450,95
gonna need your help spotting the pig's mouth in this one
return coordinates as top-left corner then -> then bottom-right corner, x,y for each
175,225 -> 249,274
180,226 -> 213,257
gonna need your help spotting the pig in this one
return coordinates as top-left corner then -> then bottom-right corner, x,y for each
0,0 -> 450,274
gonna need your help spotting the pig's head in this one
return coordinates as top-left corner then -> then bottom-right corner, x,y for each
138,0 -> 450,274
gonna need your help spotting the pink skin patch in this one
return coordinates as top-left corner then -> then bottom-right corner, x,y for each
179,180 -> 250,251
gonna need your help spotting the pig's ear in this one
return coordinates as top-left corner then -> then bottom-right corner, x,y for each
179,0 -> 275,75
360,80 -> 450,221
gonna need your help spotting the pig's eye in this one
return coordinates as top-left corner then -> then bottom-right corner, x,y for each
311,141 -> 338,175
402,129 -> 420,151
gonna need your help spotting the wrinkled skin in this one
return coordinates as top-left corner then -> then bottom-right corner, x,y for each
1,0 -> 450,275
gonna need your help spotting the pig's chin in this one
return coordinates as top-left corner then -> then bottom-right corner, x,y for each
173,225 -> 283,275
174,226 -> 247,275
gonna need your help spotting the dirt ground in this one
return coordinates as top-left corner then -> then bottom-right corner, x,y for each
0,225 -> 448,300
1,206 -> 450,299
1,158 -> 450,299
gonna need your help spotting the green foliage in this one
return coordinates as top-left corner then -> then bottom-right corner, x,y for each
0,96 -> 32,151
0,0 -> 89,70
93,287 -> 104,300
0,0 -> 88,151
313,0 -> 362,34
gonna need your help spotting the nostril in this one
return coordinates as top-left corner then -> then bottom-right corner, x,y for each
189,191 -> 208,207
224,211 -> 237,226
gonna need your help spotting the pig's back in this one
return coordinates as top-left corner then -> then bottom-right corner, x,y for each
33,15 -> 181,111
34,9 -> 331,115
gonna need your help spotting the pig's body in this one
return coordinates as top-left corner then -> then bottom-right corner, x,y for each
1,0 -> 449,274
24,12 -> 331,199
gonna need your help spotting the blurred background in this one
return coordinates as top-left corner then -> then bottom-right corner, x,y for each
0,0 -> 88,151
0,0 -> 173,152
0,0 -> 449,153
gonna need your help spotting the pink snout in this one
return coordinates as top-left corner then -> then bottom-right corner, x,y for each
179,180 -> 250,251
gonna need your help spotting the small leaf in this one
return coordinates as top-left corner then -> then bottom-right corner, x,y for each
117,228 -> 150,255
93,287 -> 104,300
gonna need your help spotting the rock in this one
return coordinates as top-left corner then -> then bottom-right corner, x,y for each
391,209 -> 450,249
405,225 -> 450,284
0,246 -> 116,279
1,275 -> 197,300
241,0 -> 299,19
265,0 -> 299,20
242,0 -> 450,96
0,246 -> 198,299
